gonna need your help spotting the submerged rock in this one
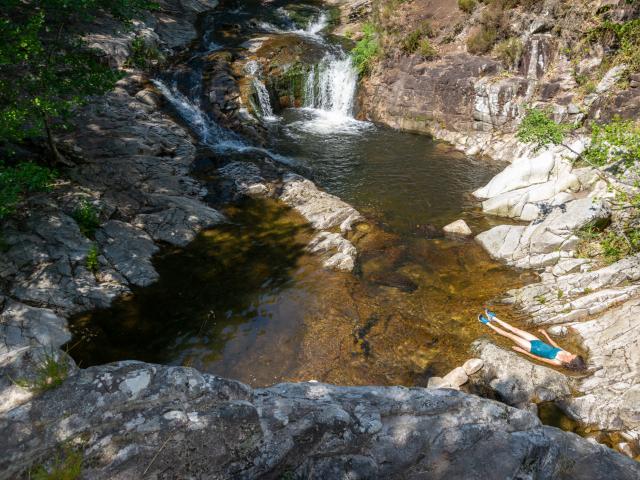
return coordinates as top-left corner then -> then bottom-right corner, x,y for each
367,271 -> 419,293
2,362 -> 639,479
443,219 -> 472,237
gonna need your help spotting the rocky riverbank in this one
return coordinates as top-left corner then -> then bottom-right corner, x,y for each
2,361 -> 640,479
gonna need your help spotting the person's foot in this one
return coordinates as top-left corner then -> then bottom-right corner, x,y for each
485,309 -> 497,320
478,314 -> 490,325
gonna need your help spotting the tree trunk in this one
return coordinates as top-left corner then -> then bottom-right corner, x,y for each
42,113 -> 73,167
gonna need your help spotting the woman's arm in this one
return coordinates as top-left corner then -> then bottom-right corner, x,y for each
538,329 -> 560,349
512,346 -> 562,366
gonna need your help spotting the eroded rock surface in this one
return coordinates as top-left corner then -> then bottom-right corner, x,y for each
2,362 -> 638,480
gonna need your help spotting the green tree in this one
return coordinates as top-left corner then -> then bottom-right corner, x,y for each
0,0 -> 155,165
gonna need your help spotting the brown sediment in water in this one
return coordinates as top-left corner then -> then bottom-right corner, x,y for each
69,195 -> 527,387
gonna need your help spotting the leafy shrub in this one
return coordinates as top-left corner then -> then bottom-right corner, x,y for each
86,244 -> 100,273
516,107 -> 572,151
494,37 -> 523,69
458,0 -> 477,14
351,23 -> 380,75
0,1 -> 157,164
0,162 -> 56,219
125,35 -> 163,69
467,27 -> 498,54
583,117 -> 640,168
419,39 -> 438,59
587,19 -> 640,74
72,200 -> 100,238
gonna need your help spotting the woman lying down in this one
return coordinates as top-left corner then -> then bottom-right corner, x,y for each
479,309 -> 586,371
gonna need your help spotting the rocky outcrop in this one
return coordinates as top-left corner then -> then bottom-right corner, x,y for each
85,0 -> 220,67
0,73 -> 224,360
216,161 -> 363,272
476,197 -> 610,269
2,361 -> 639,479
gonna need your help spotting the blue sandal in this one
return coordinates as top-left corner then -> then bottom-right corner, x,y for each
485,309 -> 497,320
478,314 -> 490,325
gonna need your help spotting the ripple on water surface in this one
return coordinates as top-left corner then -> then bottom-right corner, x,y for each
69,121 -> 527,387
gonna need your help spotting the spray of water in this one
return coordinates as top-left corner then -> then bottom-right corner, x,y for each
259,12 -> 328,39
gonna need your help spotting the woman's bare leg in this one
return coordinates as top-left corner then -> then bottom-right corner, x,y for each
490,315 -> 538,342
486,323 -> 532,351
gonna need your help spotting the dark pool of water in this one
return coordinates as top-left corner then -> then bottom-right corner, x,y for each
68,115 -> 526,386
271,109 -> 502,234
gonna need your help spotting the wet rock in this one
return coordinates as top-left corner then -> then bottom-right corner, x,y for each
308,232 -> 357,272
441,366 -> 469,389
443,219 -> 472,237
367,271 -> 418,293
427,376 -> 444,388
417,223 -> 444,238
2,362 -> 639,480
218,161 -> 270,197
279,174 -> 363,233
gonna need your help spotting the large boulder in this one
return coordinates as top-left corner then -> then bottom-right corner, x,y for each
476,197 -> 611,269
1,362 -> 638,480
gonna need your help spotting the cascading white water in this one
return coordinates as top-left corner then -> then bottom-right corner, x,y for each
304,12 -> 328,35
152,79 -> 295,165
244,61 -> 277,121
303,54 -> 358,118
259,11 -> 327,39
152,80 -> 245,151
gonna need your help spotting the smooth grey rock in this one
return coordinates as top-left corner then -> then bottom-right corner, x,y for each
476,197 -> 611,269
96,220 -> 160,287
471,339 -> 571,406
0,346 -> 78,414
280,174 -> 363,233
441,366 -> 469,388
463,358 -> 484,375
1,362 -> 638,480
307,232 -> 357,272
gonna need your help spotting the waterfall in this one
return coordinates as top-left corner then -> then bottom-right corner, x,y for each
244,61 -> 277,121
304,54 -> 358,118
152,79 -> 295,165
259,11 -> 327,39
152,80 -> 245,151
304,12 -> 328,35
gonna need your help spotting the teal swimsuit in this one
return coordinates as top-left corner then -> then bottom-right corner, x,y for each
529,340 -> 561,360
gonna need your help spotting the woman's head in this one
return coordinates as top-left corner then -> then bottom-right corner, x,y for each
563,354 -> 587,371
